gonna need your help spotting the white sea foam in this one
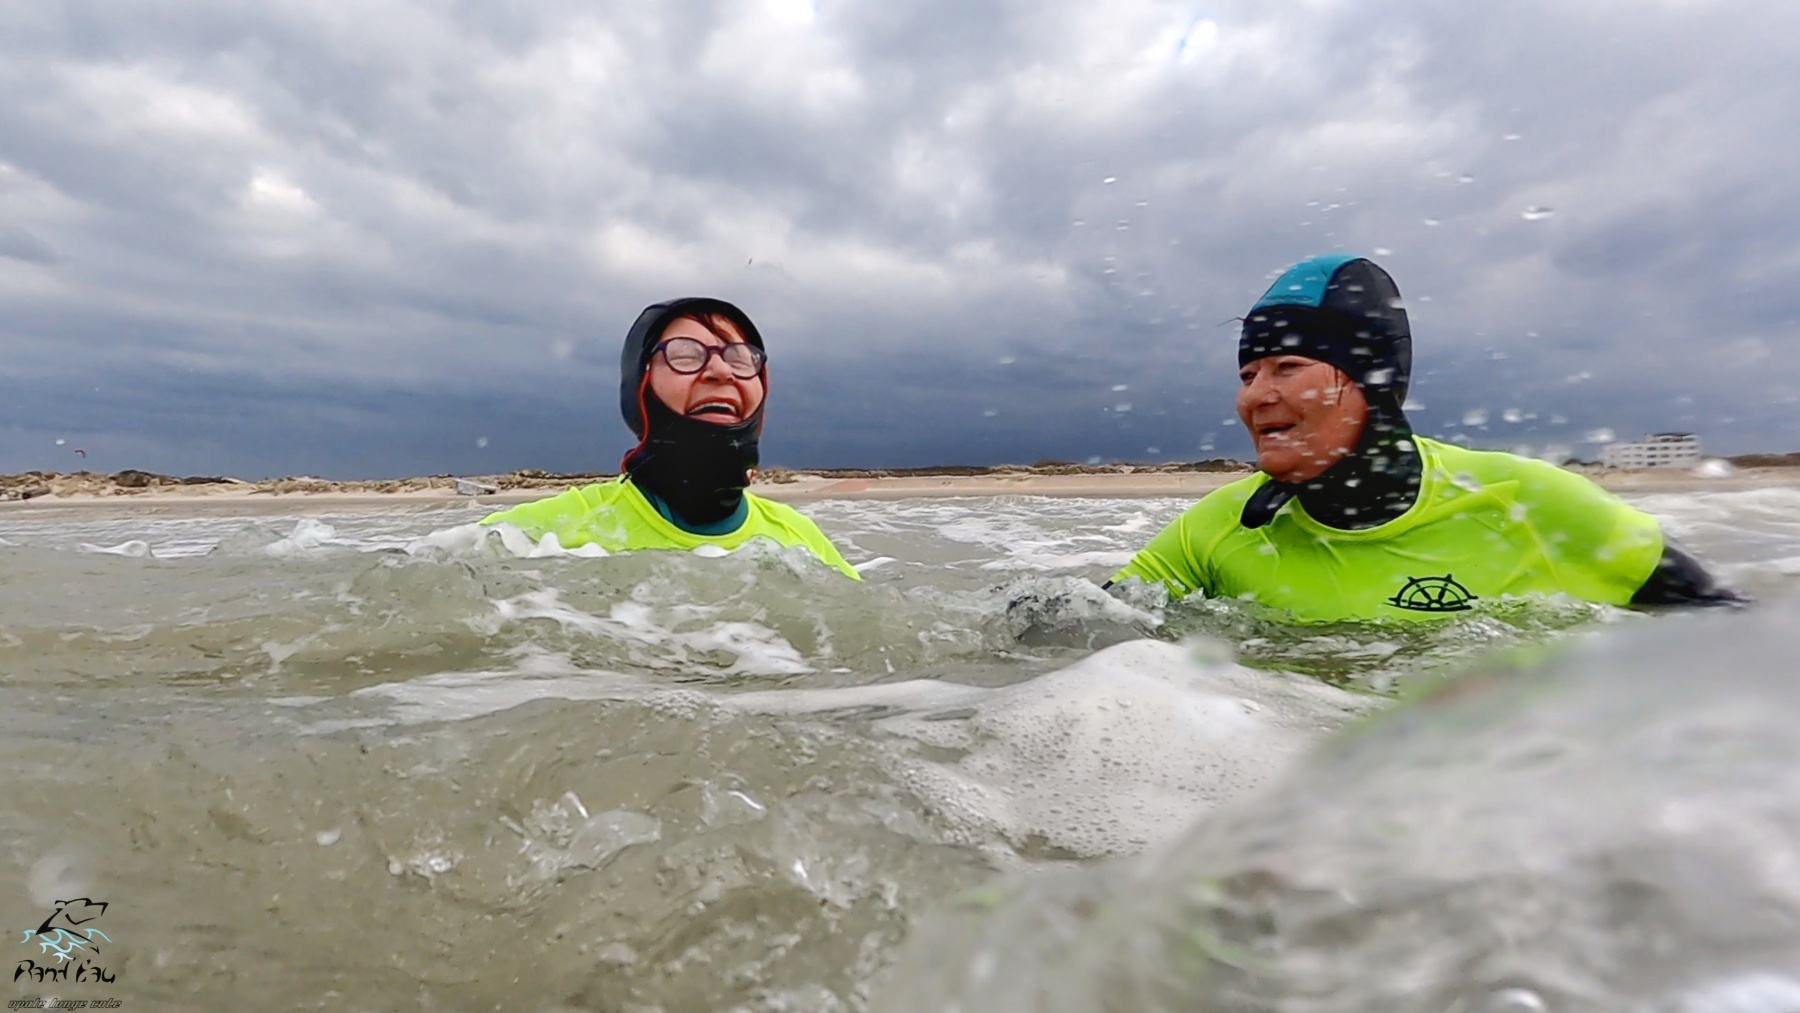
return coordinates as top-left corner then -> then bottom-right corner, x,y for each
802,497 -> 1189,576
10,489 -> 1795,594
876,639 -> 1373,857
486,589 -> 814,676
77,539 -> 155,557
263,518 -> 342,556
336,637 -> 1372,859
407,521 -> 610,558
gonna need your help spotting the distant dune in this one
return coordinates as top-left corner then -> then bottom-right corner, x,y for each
2,454 -> 1796,504
0,459 -> 1254,501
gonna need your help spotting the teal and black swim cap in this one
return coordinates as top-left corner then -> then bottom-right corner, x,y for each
1239,254 -> 1412,409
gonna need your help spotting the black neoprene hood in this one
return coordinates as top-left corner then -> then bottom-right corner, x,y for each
1239,255 -> 1413,410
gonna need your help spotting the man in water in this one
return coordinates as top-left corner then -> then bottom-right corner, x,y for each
481,297 -> 859,579
1108,254 -> 1738,621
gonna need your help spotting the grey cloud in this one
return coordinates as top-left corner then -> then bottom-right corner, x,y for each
0,0 -> 1797,478
0,226 -> 59,264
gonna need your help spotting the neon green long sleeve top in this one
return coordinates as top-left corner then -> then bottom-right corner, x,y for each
1112,438 -> 1662,622
480,476 -> 860,580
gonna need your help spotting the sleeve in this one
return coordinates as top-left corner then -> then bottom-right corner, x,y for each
1516,463 -> 1665,605
1108,508 -> 1209,600
478,486 -> 593,540
789,514 -> 863,581
1630,537 -> 1748,608
809,535 -> 863,581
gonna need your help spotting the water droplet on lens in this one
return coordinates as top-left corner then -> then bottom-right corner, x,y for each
1584,427 -> 1615,443
1113,402 -> 1133,413
1373,246 -> 1393,256
1103,176 -> 1117,184
1521,206 -> 1555,221
1423,217 -> 1441,226
1503,132 -> 1522,141
1111,384 -> 1129,392
982,409 -> 999,418
475,437 -> 489,448
1458,173 -> 1475,184
1463,409 -> 1489,426
1503,408 -> 1523,423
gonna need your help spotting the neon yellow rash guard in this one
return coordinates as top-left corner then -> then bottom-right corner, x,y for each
479,477 -> 861,580
1110,437 -> 1662,622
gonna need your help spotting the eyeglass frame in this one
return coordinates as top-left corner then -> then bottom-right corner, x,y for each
651,336 -> 768,379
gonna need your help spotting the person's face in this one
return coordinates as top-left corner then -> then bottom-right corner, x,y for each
647,316 -> 766,425
1236,355 -> 1368,484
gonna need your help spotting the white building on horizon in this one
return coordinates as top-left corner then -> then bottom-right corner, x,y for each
1601,432 -> 1702,470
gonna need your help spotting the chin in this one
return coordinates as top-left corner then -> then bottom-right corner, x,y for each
1258,452 -> 1324,484
1256,451 -> 1296,479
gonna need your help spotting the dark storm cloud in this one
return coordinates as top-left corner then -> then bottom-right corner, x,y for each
1,0 -> 1797,478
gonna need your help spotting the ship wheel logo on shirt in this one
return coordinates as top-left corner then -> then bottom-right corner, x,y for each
1388,573 -> 1478,613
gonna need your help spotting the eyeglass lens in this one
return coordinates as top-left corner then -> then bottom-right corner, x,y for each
661,337 -> 764,377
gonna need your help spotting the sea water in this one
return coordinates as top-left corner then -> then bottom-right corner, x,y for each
1,489 -> 1797,1011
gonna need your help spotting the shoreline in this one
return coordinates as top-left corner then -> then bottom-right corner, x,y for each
2,465 -> 1798,520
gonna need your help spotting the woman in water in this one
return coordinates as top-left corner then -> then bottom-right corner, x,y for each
1109,254 -> 1737,621
482,297 -> 859,579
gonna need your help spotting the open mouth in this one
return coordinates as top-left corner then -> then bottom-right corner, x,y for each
1257,423 -> 1296,438
687,402 -> 741,419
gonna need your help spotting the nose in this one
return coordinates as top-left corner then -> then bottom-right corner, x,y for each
1242,367 -> 1280,405
698,347 -> 736,382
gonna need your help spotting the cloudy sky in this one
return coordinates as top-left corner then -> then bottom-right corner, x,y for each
2,0 -> 1797,478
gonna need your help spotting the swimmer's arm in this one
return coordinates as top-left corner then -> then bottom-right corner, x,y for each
1104,515 -> 1205,599
478,486 -> 596,538
1630,537 -> 1748,608
762,503 -> 863,581
812,538 -> 863,581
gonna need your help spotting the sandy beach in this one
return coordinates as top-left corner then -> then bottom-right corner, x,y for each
3,459 -> 1799,519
